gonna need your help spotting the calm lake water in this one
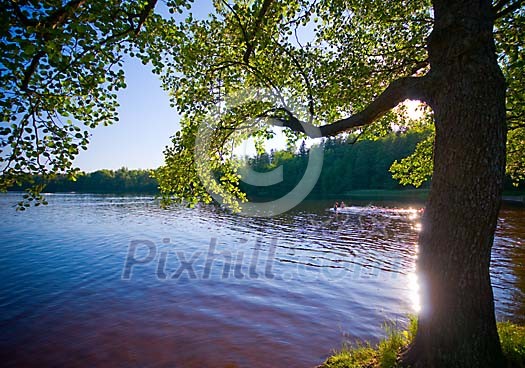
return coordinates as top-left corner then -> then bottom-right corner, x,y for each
0,193 -> 523,368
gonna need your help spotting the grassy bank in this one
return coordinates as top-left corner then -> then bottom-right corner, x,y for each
320,318 -> 525,368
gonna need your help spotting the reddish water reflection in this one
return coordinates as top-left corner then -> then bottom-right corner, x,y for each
0,195 -> 522,367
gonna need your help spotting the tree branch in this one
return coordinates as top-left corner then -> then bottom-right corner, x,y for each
134,0 -> 158,35
220,1 -> 250,56
270,76 -> 428,138
18,0 -> 158,92
243,0 -> 274,63
10,2 -> 38,27
271,38 -> 316,120
208,60 -> 289,107
493,0 -> 513,13
21,50 -> 46,92
494,0 -> 524,19
46,0 -> 87,30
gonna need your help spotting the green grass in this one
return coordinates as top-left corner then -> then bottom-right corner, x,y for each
320,343 -> 376,368
322,317 -> 417,368
321,318 -> 524,368
499,322 -> 525,368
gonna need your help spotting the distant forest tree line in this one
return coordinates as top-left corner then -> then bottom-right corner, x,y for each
241,131 -> 523,199
13,168 -> 158,194
11,131 -> 523,196
241,131 -> 429,199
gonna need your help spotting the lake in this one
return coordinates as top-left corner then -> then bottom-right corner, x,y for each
0,193 -> 523,368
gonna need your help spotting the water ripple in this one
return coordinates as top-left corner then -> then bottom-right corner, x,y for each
0,193 -> 523,368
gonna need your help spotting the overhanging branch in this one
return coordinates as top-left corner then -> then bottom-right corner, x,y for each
243,0 -> 274,63
494,0 -> 524,18
18,0 -> 158,92
134,0 -> 158,35
46,0 -> 87,30
269,76 -> 429,138
494,0 -> 512,12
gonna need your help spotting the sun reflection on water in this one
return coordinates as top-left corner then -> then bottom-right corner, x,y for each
408,241 -> 421,313
408,271 -> 422,313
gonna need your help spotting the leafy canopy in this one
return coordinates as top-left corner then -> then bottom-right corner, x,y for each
144,0 -> 524,207
0,0 -> 184,207
1,0 -> 524,208
145,0 -> 433,207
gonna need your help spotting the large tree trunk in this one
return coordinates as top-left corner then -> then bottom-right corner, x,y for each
403,1 -> 508,367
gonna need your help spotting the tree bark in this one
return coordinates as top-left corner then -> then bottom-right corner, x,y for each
403,1 -> 508,367
251,1 -> 508,363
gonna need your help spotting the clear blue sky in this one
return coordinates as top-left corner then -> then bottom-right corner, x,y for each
74,0 -> 215,172
73,1 -> 316,172
73,57 -> 179,172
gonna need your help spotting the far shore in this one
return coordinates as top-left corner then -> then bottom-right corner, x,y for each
5,188 -> 524,207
